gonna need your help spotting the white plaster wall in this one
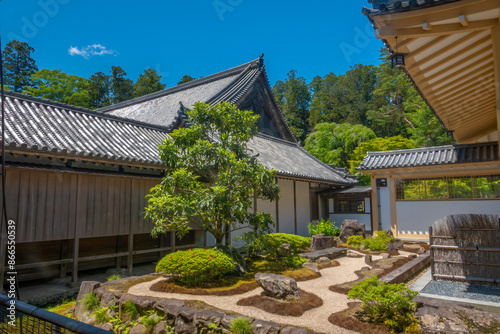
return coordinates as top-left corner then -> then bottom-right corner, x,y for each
396,200 -> 500,235
296,181 -> 311,237
230,198 -> 255,247
256,197 -> 277,233
378,185 -> 391,231
278,179 -> 295,234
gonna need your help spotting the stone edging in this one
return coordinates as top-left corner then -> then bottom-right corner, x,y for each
74,275 -> 319,334
380,252 -> 430,284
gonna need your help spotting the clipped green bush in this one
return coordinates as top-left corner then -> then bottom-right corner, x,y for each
308,219 -> 340,237
347,235 -> 365,248
347,231 -> 394,251
156,248 -> 235,286
282,255 -> 307,268
230,317 -> 253,334
241,233 -> 310,258
348,277 -> 419,333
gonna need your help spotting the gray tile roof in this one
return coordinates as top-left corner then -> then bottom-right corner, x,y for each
2,91 -> 353,184
363,0 -> 461,16
99,58 -> 264,129
248,134 -> 357,185
2,91 -> 167,167
358,142 -> 499,171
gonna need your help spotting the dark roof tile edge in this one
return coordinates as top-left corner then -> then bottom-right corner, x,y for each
363,0 -> 462,16
98,58 -> 261,113
365,142 -> 498,156
3,91 -> 172,133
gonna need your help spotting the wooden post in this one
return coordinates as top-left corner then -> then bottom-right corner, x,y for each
59,240 -> 68,278
429,226 -> 435,281
370,176 -> 379,231
72,237 -> 79,283
275,199 -> 280,233
127,234 -> 133,276
388,176 -> 398,237
293,181 -> 297,235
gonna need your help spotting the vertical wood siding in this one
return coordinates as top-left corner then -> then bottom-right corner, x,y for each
2,168 -> 160,243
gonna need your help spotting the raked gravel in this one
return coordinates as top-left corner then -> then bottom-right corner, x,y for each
128,253 -> 386,334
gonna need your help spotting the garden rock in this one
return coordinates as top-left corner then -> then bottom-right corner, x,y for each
302,262 -> 319,273
254,273 -> 301,301
106,309 -> 117,319
153,321 -> 168,334
175,323 -> 196,334
278,243 -> 292,257
74,281 -> 101,321
364,254 -> 372,265
381,253 -> 390,259
386,239 -> 403,251
281,327 -> 310,334
417,247 -> 426,254
339,220 -> 365,242
98,323 -> 113,332
193,310 -> 224,329
221,315 -> 254,329
176,306 -> 197,324
408,254 -> 418,259
119,294 -> 155,313
310,234 -> 335,251
129,324 -> 147,334
252,320 -> 281,334
95,287 -> 117,308
80,312 -> 97,326
317,257 -> 330,264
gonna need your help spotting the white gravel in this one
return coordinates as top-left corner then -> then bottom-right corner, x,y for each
128,254 -> 376,334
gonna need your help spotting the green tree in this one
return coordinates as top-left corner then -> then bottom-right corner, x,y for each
304,122 -> 376,168
349,136 -> 417,184
2,40 -> 38,92
273,70 -> 311,143
133,68 -> 166,98
110,66 -> 134,104
88,71 -> 111,109
24,69 -> 91,108
145,102 -> 280,245
177,75 -> 196,85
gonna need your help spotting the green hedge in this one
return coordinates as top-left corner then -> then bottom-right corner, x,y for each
156,248 -> 235,285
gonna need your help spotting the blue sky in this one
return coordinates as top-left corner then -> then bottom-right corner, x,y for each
0,0 -> 384,86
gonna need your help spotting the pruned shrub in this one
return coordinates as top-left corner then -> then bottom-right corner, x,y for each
156,248 -> 235,286
347,277 -> 419,333
238,232 -> 310,258
308,219 -> 340,237
347,231 -> 394,251
282,255 -> 307,269
347,235 -> 364,248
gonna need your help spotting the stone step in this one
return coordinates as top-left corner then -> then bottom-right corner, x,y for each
299,248 -> 347,262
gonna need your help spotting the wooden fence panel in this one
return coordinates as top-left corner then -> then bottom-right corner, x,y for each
430,215 -> 500,284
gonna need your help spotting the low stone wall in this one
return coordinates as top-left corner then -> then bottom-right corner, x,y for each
380,252 -> 430,284
75,276 -> 314,334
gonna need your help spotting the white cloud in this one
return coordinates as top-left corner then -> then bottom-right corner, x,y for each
68,44 -> 117,59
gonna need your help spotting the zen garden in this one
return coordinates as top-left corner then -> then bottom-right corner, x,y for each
1,1 -> 500,334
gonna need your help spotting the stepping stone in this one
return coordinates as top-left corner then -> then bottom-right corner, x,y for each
299,248 -> 346,262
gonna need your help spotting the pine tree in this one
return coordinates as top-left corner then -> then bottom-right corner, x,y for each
2,40 -> 38,92
110,66 -> 134,104
133,68 -> 166,98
